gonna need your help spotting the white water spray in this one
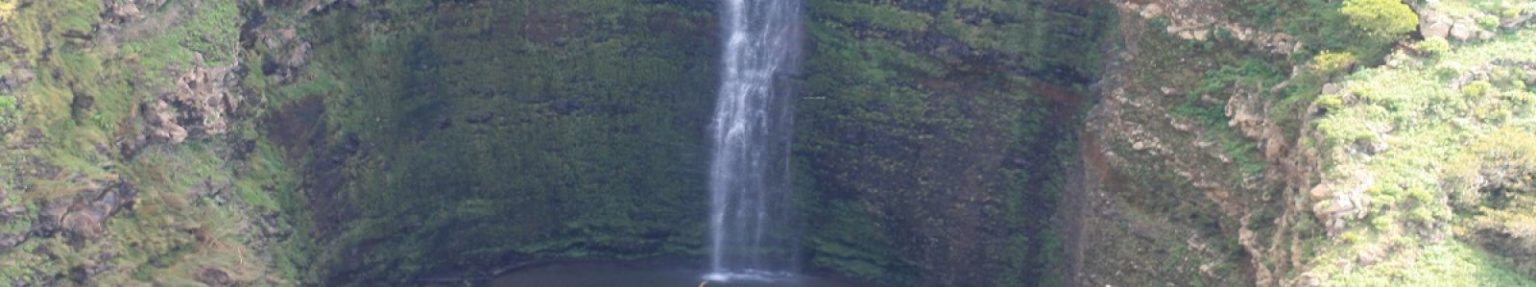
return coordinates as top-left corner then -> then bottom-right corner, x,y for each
706,0 -> 803,282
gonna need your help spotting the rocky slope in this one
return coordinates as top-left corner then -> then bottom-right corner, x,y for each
1072,0 -> 1536,286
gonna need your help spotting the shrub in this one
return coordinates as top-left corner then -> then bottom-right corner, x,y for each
1340,0 -> 1420,36
1463,80 -> 1495,97
0,95 -> 15,112
1312,51 -> 1358,75
1477,15 -> 1501,29
1415,37 -> 1451,56
1315,94 -> 1345,110
1504,7 -> 1525,19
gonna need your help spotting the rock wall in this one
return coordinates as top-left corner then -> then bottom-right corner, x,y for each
277,0 -> 1116,285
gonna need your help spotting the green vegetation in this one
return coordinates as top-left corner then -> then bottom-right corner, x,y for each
1228,0 -> 1411,65
6,0 -> 1524,285
1339,0 -> 1420,36
1306,27 -> 1536,283
1416,37 -> 1453,57
0,0 -> 305,284
1311,51 -> 1358,75
0,95 -> 15,129
1325,240 -> 1534,286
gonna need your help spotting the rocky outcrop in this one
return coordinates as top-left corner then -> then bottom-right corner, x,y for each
142,53 -> 242,144
1117,1 -> 1299,55
35,177 -> 138,242
1074,0 -> 1340,286
1417,5 -> 1519,42
257,28 -> 311,84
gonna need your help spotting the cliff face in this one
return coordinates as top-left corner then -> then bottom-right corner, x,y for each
275,0 -> 722,283
794,0 -> 1109,286
1,0 -> 1531,286
278,0 -> 1114,285
214,0 -> 1114,285
264,0 -> 1114,285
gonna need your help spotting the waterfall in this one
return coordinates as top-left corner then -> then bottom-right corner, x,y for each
706,0 -> 803,282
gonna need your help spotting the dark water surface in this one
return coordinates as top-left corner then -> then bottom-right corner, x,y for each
486,262 -> 861,287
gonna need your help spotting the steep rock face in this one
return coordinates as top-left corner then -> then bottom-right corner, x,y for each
795,0 -> 1111,286
1073,0 -> 1310,286
274,0 -> 1117,285
1078,0 -> 1536,286
279,1 -> 722,284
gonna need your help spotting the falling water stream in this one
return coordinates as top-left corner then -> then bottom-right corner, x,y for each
706,0 -> 803,282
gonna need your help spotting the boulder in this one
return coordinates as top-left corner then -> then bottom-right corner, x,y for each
1449,19 -> 1478,41
1420,13 -> 1453,39
105,1 -> 143,23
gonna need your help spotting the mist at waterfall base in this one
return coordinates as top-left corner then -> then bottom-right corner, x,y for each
488,262 -> 857,287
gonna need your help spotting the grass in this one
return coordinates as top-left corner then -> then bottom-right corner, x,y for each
1319,240 -> 1533,286
0,0 -> 307,284
1304,27 -> 1536,283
